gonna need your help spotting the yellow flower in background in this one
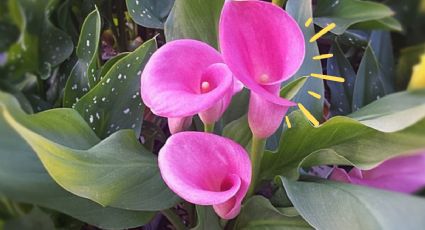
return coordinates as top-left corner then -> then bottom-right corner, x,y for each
408,55 -> 425,90
422,0 -> 425,13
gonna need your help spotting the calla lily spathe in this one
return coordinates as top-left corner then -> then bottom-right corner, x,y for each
330,152 -> 425,193
158,132 -> 252,219
140,39 -> 237,134
220,0 -> 305,138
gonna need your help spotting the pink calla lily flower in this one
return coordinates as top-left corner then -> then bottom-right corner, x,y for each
141,39 -> 238,134
330,152 -> 425,193
158,132 -> 252,219
220,0 -> 305,138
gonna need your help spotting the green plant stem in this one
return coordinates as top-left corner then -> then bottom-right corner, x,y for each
272,0 -> 286,7
162,209 -> 186,230
247,135 -> 266,197
204,123 -> 215,133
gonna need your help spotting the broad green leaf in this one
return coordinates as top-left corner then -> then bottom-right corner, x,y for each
279,178 -> 425,230
4,207 -> 55,230
286,0 -> 324,119
164,0 -> 224,49
280,77 -> 308,100
396,44 -> 425,91
4,0 -> 73,81
261,90 -> 425,179
352,16 -> 402,32
126,0 -> 174,29
352,44 -> 394,111
192,206 -> 221,230
0,94 -> 155,229
314,0 -> 399,35
327,41 -> 356,116
74,39 -> 156,138
223,115 -> 251,148
0,92 -> 179,212
349,89 -> 425,132
63,8 -> 101,107
222,88 -> 249,126
235,196 -> 312,230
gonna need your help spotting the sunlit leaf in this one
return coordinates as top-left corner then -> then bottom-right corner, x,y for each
279,178 -> 425,230
261,90 -> 425,179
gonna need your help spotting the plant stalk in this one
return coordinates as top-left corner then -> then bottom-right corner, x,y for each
204,123 -> 215,133
247,135 -> 266,197
272,0 -> 286,7
162,209 -> 186,230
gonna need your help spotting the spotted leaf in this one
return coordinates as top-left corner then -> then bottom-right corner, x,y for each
63,8 -> 101,107
74,39 -> 156,138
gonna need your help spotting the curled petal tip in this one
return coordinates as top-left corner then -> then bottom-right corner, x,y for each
158,132 -> 251,219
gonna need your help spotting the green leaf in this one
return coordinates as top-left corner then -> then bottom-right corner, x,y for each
164,0 -> 224,49
327,41 -> 356,116
369,31 -> 395,85
192,206 -> 221,230
222,88 -> 249,126
4,207 -> 55,230
352,44 -> 394,111
280,77 -> 308,100
223,115 -> 251,148
279,178 -> 425,230
74,39 -> 156,138
0,95 -> 155,229
235,196 -> 312,229
4,0 -> 73,80
261,90 -> 425,179
314,0 -> 400,35
126,0 -> 174,29
63,8 -> 101,107
0,91 -> 179,212
349,89 -> 425,132
352,16 -> 402,32
286,0 -> 324,119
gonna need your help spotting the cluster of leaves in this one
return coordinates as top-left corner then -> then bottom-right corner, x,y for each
0,0 -> 425,229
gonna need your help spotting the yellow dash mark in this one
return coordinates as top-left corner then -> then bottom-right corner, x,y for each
308,91 -> 321,99
298,103 -> 319,127
305,17 -> 313,27
309,23 -> 336,43
311,73 -> 345,83
285,116 -> 292,128
313,54 -> 334,60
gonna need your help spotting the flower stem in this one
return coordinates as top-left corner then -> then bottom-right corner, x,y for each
272,0 -> 286,7
162,209 -> 186,230
204,123 -> 215,133
247,135 -> 266,197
